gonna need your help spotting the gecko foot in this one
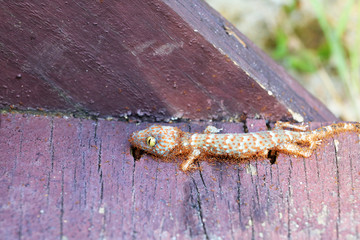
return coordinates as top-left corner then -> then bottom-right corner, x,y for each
180,160 -> 200,172
180,149 -> 201,172
204,126 -> 223,134
310,139 -> 322,150
274,121 -> 309,132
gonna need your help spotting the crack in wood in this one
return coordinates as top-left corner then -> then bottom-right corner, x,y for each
16,123 -> 24,240
198,169 -> 207,191
153,161 -> 160,197
60,166 -> 65,240
287,158 -> 293,240
99,205 -> 106,240
46,118 -> 55,207
302,159 -> 312,239
97,142 -> 104,203
228,201 -> 236,240
248,164 -> 256,240
333,138 -> 341,240
131,151 -> 137,240
18,176 -> 24,240
253,162 -> 261,209
236,164 -> 248,230
348,136 -> 358,239
81,151 -> 87,206
191,176 -> 210,240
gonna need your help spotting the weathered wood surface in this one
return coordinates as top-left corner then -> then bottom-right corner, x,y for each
1,113 -> 359,239
0,0 -> 337,122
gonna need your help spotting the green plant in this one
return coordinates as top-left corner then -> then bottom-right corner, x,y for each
308,0 -> 360,120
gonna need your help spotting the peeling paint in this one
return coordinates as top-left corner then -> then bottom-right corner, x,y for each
134,40 -> 156,55
99,206 -> 105,214
153,42 -> 184,56
246,164 -> 257,175
334,139 -> 339,152
317,205 -> 328,226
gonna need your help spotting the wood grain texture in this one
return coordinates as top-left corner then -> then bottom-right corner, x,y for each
1,113 -> 359,239
0,0 -> 337,122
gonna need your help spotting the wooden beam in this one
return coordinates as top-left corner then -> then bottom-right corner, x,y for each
1,113 -> 359,239
0,0 -> 336,122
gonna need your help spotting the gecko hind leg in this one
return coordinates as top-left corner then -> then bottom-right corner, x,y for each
274,122 -> 309,132
276,143 -> 314,158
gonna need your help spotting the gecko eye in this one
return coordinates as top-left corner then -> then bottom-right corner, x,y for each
146,136 -> 156,147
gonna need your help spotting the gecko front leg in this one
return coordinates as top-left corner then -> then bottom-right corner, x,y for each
180,149 -> 201,171
180,126 -> 222,171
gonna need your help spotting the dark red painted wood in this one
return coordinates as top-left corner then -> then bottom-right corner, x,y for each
1,113 -> 359,239
0,0 -> 337,122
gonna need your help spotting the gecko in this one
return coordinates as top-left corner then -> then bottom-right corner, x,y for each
129,122 -> 360,171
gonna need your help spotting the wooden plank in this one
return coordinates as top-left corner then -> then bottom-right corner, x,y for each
0,0 -> 337,122
1,113 -> 359,239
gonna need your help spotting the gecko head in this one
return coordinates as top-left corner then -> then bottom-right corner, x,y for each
129,125 -> 182,157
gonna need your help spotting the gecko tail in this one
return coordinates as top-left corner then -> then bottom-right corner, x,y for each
312,122 -> 360,139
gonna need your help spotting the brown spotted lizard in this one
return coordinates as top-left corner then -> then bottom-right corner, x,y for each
129,122 -> 360,171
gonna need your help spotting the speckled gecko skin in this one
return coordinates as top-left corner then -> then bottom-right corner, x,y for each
129,122 -> 360,171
